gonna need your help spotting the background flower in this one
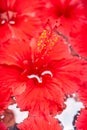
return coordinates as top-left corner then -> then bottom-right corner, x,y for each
42,0 -> 87,36
0,0 -> 44,42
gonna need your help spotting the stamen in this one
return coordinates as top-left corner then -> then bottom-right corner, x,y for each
41,70 -> 53,77
27,74 -> 42,83
27,71 -> 53,84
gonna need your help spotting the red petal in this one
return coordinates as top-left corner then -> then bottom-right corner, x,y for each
15,15 -> 42,37
0,87 -> 12,114
77,82 -> 87,106
0,24 -> 11,43
17,116 -> 62,130
15,79 -> 65,115
50,58 -> 87,94
0,65 -> 26,95
75,109 -> 87,130
13,0 -> 44,14
0,39 -> 31,68
70,25 -> 87,58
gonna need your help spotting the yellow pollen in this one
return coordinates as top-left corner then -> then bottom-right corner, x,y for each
37,29 -> 59,51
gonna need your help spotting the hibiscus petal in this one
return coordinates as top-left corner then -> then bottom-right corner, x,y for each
77,82 -> 87,106
13,0 -> 45,14
50,58 -> 87,94
75,108 -> 87,130
0,24 -> 11,43
17,116 -> 62,130
0,39 -> 31,68
70,25 -> 87,58
0,65 -> 26,95
15,15 -> 42,38
0,87 -> 12,114
15,79 -> 65,115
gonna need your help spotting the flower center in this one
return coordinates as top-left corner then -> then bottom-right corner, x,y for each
0,11 -> 17,25
27,70 -> 53,84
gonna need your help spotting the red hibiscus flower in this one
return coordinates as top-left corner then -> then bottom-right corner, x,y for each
0,29 -> 86,115
17,116 -> 62,130
44,0 -> 87,36
75,108 -> 87,130
0,0 -> 44,42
